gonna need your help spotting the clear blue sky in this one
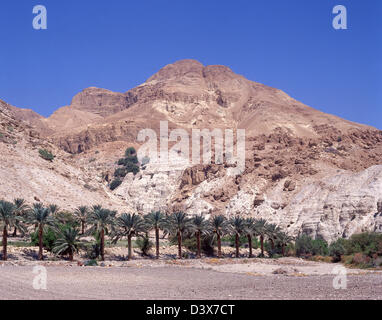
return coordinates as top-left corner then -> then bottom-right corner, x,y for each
0,0 -> 381,128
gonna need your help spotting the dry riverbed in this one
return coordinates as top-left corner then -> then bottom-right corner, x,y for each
0,257 -> 381,300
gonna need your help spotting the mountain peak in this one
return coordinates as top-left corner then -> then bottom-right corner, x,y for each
146,59 -> 204,82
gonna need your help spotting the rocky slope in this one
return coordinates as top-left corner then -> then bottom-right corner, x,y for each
0,100 -> 126,210
2,59 -> 382,241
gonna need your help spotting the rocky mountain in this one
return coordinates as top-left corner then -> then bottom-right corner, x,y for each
2,59 -> 382,241
0,99 -> 126,211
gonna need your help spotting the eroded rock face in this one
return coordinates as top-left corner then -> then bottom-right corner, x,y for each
377,199 -> 382,213
113,157 -> 382,242
266,165 -> 382,242
70,87 -> 132,117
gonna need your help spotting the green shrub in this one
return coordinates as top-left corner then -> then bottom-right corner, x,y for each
170,235 -> 215,256
221,235 -> 248,247
345,232 -> 382,257
110,179 -> 122,190
125,162 -> 140,175
329,238 -> 346,262
31,227 -> 57,251
352,252 -> 373,268
114,167 -> 127,178
125,147 -> 136,157
295,235 -> 328,257
39,149 -> 55,161
136,234 -> 153,256
84,243 -> 100,260
125,155 -> 138,164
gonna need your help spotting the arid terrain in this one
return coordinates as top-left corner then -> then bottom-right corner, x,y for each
0,259 -> 381,300
1,59 -> 382,242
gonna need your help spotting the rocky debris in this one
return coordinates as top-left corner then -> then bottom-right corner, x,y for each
272,268 -> 288,275
284,180 -> 296,191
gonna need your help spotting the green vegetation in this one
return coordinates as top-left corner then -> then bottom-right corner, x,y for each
0,197 -> 381,267
38,149 -> 55,161
136,233 -> 153,256
109,179 -> 122,190
109,147 -> 142,190
295,235 -> 329,257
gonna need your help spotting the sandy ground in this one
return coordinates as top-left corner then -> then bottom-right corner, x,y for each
0,258 -> 381,300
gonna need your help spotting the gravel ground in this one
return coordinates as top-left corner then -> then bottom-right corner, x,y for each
0,265 -> 381,300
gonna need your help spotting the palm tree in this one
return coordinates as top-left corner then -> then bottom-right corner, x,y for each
12,198 -> 29,237
228,216 -> 246,258
163,212 -> 192,259
113,213 -> 146,260
266,223 -> 281,251
209,215 -> 227,258
26,204 -> 55,260
48,204 -> 60,217
277,231 -> 294,256
144,211 -> 165,259
53,227 -> 81,261
244,218 -> 256,258
0,200 -> 19,261
87,205 -> 116,261
255,218 -> 268,257
190,214 -> 209,258
74,206 -> 88,235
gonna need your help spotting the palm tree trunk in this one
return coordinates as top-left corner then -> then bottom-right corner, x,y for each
196,231 -> 201,258
260,235 -> 264,257
270,238 -> 275,250
2,226 -> 7,261
100,229 -> 105,261
81,221 -> 85,235
235,234 -> 239,258
12,226 -> 17,237
69,249 -> 73,261
38,225 -> 43,260
127,234 -> 132,261
155,227 -> 160,259
217,233 -> 222,258
247,234 -> 253,258
282,244 -> 285,256
177,231 -> 182,259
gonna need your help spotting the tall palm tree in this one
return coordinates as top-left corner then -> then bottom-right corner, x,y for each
163,212 -> 192,259
277,231 -> 294,256
26,204 -> 55,260
113,213 -> 146,260
255,218 -> 268,257
144,211 -> 165,259
87,205 -> 116,261
209,215 -> 228,258
228,216 -> 246,258
12,198 -> 29,237
266,223 -> 281,251
190,214 -> 209,258
53,227 -> 81,261
244,218 -> 257,258
74,206 -> 88,235
0,200 -> 19,261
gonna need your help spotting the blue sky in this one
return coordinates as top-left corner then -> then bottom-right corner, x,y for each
0,0 -> 381,128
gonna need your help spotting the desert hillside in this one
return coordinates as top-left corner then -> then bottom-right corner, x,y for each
2,59 -> 382,241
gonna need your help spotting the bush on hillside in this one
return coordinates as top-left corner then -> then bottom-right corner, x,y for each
39,149 -> 55,161
110,179 -> 122,190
